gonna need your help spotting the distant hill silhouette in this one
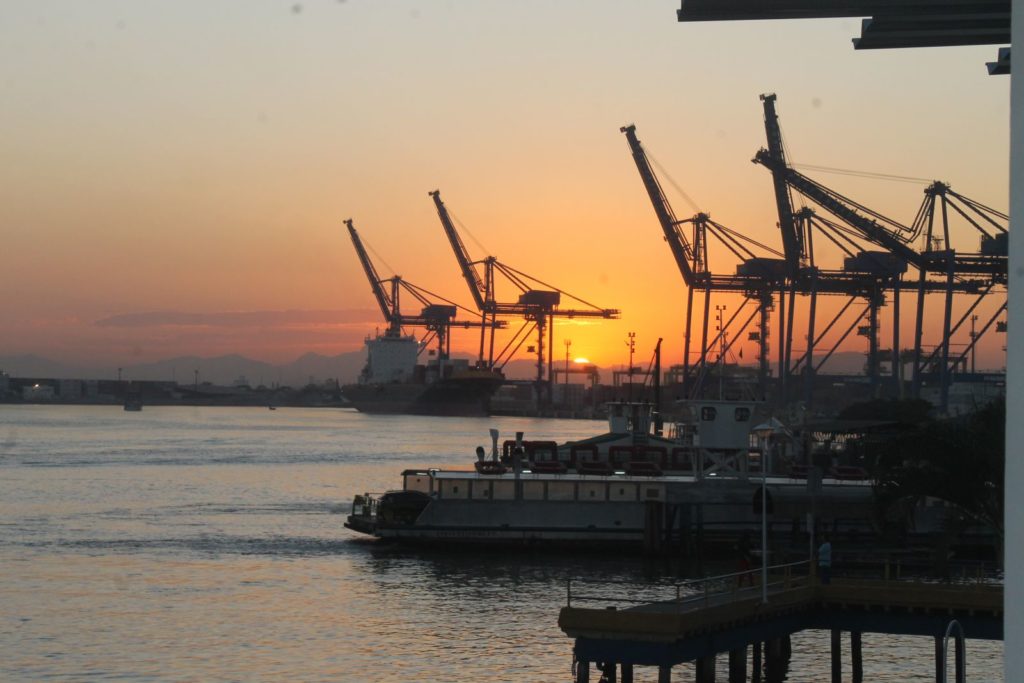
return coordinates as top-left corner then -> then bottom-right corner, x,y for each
0,348 -> 946,388
0,354 -> 92,380
0,351 -> 368,387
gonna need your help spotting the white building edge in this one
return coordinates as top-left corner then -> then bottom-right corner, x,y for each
1006,2 -> 1022,675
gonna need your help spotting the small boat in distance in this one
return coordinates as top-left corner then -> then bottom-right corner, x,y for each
123,395 -> 143,412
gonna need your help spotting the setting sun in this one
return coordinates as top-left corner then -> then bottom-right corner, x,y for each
573,357 -> 590,364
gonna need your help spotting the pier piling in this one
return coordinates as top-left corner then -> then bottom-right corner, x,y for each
831,630 -> 842,683
765,637 -> 789,682
728,647 -> 746,682
851,631 -> 863,683
695,654 -> 715,682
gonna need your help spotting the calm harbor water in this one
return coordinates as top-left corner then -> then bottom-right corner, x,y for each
0,405 -> 1003,682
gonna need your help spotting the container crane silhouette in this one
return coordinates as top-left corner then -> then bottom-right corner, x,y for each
753,93 -> 1007,410
345,219 -> 504,370
621,124 -> 787,400
757,93 -> 904,403
429,190 -> 619,404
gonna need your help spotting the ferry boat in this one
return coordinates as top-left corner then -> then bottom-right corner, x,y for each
344,401 -> 876,548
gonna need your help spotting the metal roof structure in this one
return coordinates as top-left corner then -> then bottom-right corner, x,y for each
677,0 -> 1011,73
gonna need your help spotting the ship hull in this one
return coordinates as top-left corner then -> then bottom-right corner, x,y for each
341,378 -> 501,417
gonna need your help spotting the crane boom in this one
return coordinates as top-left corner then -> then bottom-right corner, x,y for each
754,94 -> 922,268
620,125 -> 700,287
429,190 -> 487,311
345,219 -> 395,325
752,151 -> 923,267
759,93 -> 804,277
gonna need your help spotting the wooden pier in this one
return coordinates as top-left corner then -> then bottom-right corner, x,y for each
559,564 -> 1002,682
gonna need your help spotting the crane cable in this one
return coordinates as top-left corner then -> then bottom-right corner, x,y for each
792,163 -> 934,185
778,124 -> 810,215
363,237 -> 397,277
778,115 -> 933,185
781,126 -> 921,241
449,209 -> 490,257
648,152 -> 702,215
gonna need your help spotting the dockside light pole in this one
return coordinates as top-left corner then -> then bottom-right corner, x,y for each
753,421 -> 775,603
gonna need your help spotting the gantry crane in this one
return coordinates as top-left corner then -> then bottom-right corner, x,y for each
621,124 -> 788,400
429,190 -> 619,404
345,219 -> 503,372
754,93 -> 1007,410
756,93 -> 906,403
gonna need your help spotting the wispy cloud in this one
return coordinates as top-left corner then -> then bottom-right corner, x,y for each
95,309 -> 380,328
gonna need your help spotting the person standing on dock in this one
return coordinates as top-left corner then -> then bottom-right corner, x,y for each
817,536 -> 832,585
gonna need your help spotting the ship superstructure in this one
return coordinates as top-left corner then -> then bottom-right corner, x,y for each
341,219 -> 505,416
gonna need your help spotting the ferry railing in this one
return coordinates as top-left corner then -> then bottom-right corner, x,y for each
566,560 -> 811,612
351,492 -> 384,518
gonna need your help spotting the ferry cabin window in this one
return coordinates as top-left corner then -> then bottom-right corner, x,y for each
609,484 -> 636,502
644,487 -> 663,500
701,407 -> 717,421
522,481 -> 545,501
734,407 -> 750,422
492,480 -> 516,500
440,480 -> 469,499
579,482 -> 606,501
404,474 -> 432,494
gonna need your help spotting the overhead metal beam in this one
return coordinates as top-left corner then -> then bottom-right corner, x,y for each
678,0 -> 1009,22
855,16 -> 1010,48
677,0 -> 1010,72
988,47 -> 1011,75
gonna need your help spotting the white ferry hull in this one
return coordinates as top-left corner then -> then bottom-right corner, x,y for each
346,474 -> 876,547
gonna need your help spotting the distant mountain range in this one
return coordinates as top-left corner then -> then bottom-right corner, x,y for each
0,349 -> 900,388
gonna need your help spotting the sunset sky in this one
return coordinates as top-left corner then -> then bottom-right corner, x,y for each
0,1 -> 1010,375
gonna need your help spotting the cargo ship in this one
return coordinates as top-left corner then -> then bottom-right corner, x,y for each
341,333 -> 504,417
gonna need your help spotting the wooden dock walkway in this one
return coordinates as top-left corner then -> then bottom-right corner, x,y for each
559,564 -> 1002,682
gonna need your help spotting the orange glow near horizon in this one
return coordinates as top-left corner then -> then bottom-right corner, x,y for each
0,4 -> 1009,375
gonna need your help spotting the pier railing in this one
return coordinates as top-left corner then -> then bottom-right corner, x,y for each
566,558 -> 1002,615
566,560 -> 811,611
